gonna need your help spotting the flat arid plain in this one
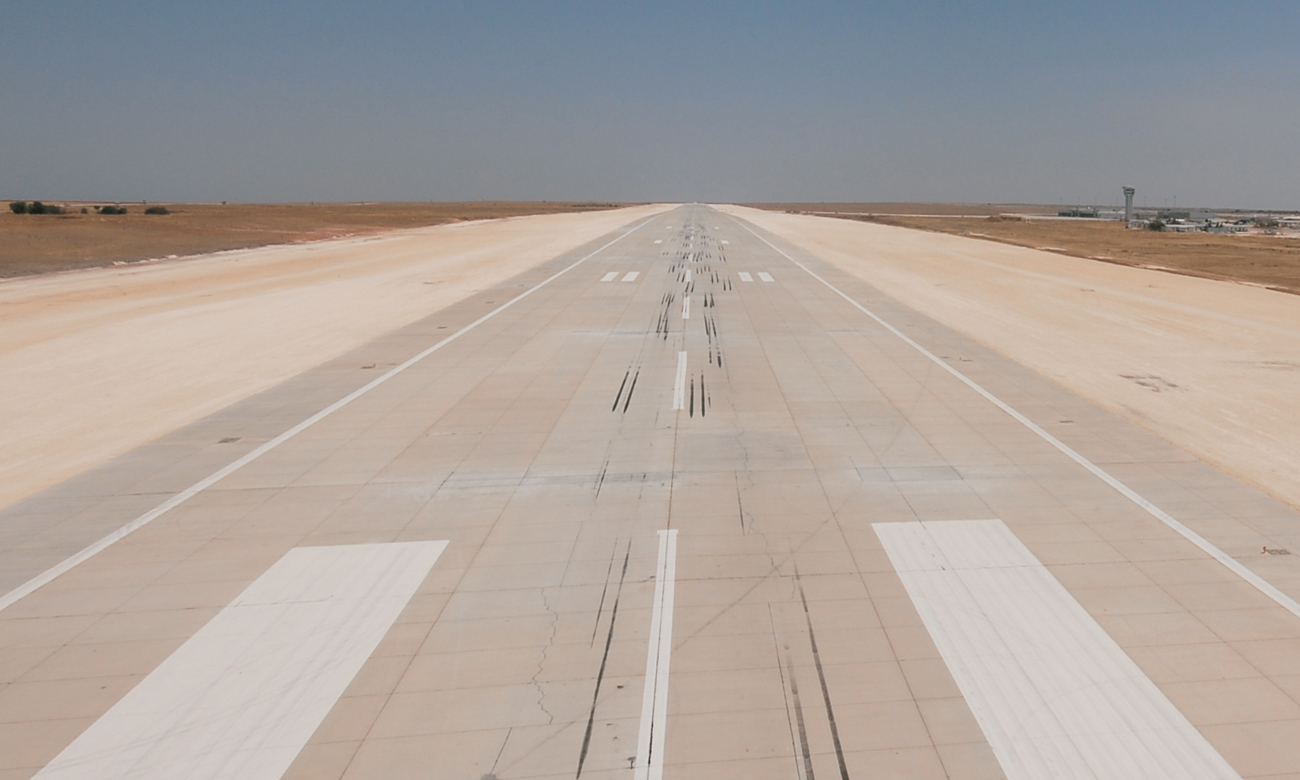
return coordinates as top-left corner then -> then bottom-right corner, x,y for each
4,203 -> 1300,779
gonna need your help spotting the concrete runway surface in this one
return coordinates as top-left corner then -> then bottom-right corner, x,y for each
4,205 -> 1300,779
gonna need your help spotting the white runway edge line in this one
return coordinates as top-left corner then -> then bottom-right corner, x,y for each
0,216 -> 655,614
875,521 -> 1241,780
672,352 -> 688,410
34,541 -> 448,780
731,217 -> 1300,621
635,529 -> 678,780
681,296 -> 691,320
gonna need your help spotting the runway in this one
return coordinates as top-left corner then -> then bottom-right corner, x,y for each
4,204 -> 1300,779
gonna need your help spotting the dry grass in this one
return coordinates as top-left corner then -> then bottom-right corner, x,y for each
0,201 -> 627,278
751,203 -> 1300,294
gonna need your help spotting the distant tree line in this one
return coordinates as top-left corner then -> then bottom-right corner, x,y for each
8,201 -> 168,215
10,200 -> 65,215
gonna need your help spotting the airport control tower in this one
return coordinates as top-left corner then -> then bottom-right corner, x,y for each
1123,186 -> 1136,226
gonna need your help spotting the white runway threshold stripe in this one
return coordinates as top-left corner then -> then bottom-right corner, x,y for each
874,521 -> 1241,780
33,540 -> 448,780
635,530 -> 678,780
672,352 -> 687,410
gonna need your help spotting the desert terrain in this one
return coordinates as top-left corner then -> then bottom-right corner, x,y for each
0,201 -> 627,277
753,202 -> 1300,294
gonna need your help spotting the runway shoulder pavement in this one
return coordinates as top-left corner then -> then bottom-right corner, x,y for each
3,205 -> 1300,779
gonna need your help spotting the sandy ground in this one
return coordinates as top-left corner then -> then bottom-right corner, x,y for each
0,201 -> 629,278
720,205 -> 1300,510
751,204 -> 1300,295
0,205 -> 670,510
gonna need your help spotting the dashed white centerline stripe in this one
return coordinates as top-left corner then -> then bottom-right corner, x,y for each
622,271 -> 640,282
684,269 -> 692,283
635,529 -> 678,780
758,272 -> 774,282
721,240 -> 729,244
681,296 -> 691,320
600,272 -> 619,282
33,541 -> 449,780
0,216 -> 655,614
875,520 -> 1241,780
654,239 -> 663,244
738,272 -> 753,282
732,216 -> 1300,621
672,352 -> 687,410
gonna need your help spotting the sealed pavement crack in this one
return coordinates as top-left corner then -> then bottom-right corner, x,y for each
532,588 -> 560,725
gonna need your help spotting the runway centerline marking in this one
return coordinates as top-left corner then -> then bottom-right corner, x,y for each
684,269 -> 692,283
654,239 -> 663,244
622,271 -> 640,282
33,541 -> 448,780
600,271 -> 619,282
758,272 -> 774,282
635,530 -> 678,780
875,520 -> 1241,780
672,352 -> 687,410
0,215 -> 654,614
738,272 -> 753,282
681,296 -> 691,320
732,216 -> 1300,622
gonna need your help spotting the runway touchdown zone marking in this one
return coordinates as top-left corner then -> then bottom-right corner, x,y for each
757,272 -> 774,283
738,272 -> 753,283
600,272 -> 619,282
875,520 -> 1241,780
622,271 -> 640,282
33,541 -> 448,780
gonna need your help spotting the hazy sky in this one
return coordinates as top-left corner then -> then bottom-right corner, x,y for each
4,1 -> 1298,207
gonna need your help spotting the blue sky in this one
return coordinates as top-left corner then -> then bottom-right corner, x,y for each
3,1 -> 1298,207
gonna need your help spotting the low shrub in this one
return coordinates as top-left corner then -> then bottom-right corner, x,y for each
1147,219 -> 1165,232
144,205 -> 169,215
98,205 -> 128,215
9,201 -> 26,214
